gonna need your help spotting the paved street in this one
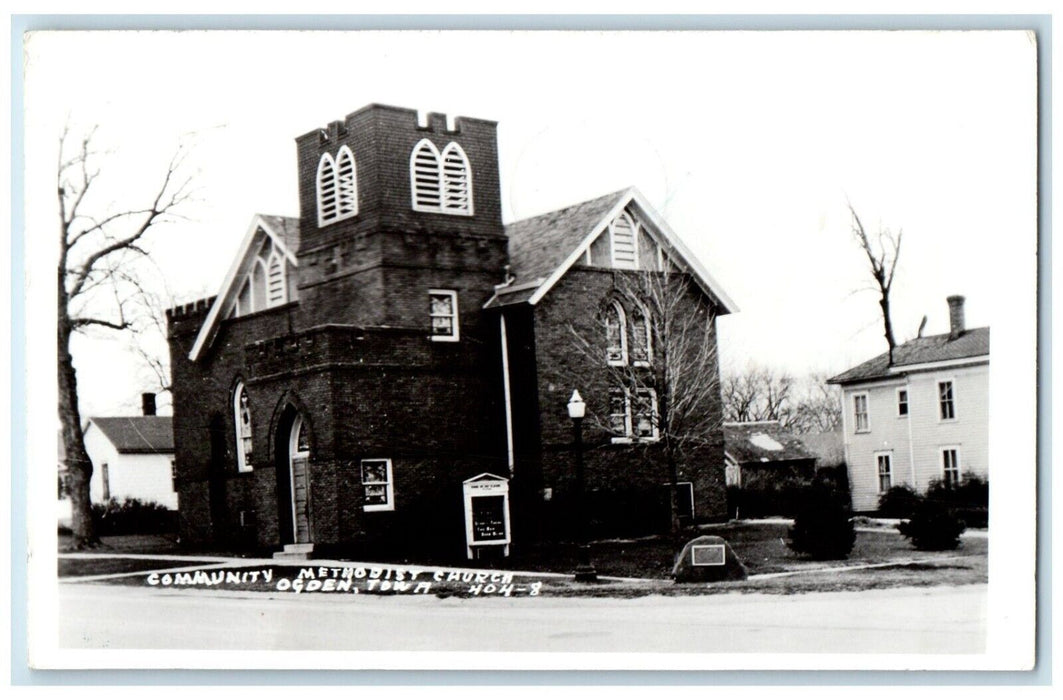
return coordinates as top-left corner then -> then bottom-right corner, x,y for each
58,581 -> 986,654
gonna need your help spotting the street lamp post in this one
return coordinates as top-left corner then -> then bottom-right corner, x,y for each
567,390 -> 598,583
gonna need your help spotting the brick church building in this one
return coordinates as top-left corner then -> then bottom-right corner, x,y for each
166,103 -> 737,559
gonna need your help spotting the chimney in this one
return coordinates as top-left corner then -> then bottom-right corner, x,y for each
947,295 -> 966,340
142,392 -> 157,416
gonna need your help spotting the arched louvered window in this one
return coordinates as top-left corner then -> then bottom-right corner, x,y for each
234,381 -> 253,473
316,153 -> 338,226
605,301 -> 628,366
630,303 -> 652,366
441,142 -> 473,215
411,139 -> 473,216
266,252 -> 286,308
335,145 -> 358,219
609,211 -> 638,269
411,139 -> 443,211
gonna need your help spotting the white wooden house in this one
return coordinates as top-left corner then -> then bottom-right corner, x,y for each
828,296 -> 989,512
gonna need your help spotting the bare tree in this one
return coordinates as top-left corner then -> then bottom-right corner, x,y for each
58,124 -> 195,547
848,202 -> 903,362
722,366 -> 840,434
788,373 -> 842,434
721,365 -> 795,426
568,258 -> 723,543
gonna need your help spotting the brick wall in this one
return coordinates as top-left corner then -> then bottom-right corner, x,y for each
514,267 -> 728,530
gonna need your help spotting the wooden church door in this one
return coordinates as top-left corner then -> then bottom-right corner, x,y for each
288,414 -> 311,543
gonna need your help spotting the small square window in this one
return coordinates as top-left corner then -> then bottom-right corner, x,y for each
361,459 -> 394,512
897,389 -> 909,417
429,290 -> 459,342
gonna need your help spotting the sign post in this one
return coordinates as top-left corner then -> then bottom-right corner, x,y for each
462,473 -> 512,559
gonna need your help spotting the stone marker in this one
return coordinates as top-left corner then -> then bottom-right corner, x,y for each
672,535 -> 748,583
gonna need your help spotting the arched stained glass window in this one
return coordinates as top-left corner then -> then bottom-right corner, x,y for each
630,304 -> 652,366
234,382 -> 253,473
605,301 -> 627,366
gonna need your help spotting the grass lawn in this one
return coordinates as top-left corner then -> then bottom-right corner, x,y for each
58,521 -> 987,597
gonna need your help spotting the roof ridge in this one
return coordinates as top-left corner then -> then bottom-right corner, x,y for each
504,188 -> 630,227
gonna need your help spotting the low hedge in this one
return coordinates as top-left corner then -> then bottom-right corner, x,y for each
92,498 -> 177,536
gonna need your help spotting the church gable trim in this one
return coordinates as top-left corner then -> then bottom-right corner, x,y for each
188,214 -> 299,361
524,188 -> 739,314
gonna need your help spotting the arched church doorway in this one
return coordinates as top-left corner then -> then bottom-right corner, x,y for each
275,407 -> 311,545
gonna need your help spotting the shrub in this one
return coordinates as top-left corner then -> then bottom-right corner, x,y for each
897,499 -> 967,550
91,498 -> 176,536
788,485 -> 856,560
727,476 -> 818,520
926,473 -> 989,528
877,485 -> 922,519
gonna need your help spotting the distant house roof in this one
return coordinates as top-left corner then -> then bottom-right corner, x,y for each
828,327 -> 990,385
485,187 -> 738,313
797,430 -> 845,467
87,416 -> 174,455
723,421 -> 816,465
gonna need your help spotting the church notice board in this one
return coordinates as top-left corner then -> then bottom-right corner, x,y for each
462,473 -> 511,558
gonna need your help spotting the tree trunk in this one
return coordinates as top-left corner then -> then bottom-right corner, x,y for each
880,294 -> 897,364
58,273 -> 98,547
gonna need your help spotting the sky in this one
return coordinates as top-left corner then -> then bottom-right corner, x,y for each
22,29 -> 1038,418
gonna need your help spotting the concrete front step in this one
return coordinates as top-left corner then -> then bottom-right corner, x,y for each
273,543 -> 315,560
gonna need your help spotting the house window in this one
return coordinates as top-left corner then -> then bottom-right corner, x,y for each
938,381 -> 956,420
361,459 -> 394,512
429,290 -> 460,341
630,304 -> 652,366
234,382 -> 253,473
101,462 -> 111,501
170,459 -> 177,488
605,301 -> 628,365
897,389 -> 909,417
317,146 -> 358,226
875,452 -> 893,493
853,393 -> 870,433
941,448 -> 961,487
609,211 -> 639,269
410,139 -> 473,215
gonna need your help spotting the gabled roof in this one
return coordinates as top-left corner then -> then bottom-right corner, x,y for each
723,421 -> 816,465
87,417 -> 174,455
188,214 -> 300,361
485,187 -> 738,313
828,327 -> 990,385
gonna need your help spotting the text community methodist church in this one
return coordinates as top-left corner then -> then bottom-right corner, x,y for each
167,103 -> 737,559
